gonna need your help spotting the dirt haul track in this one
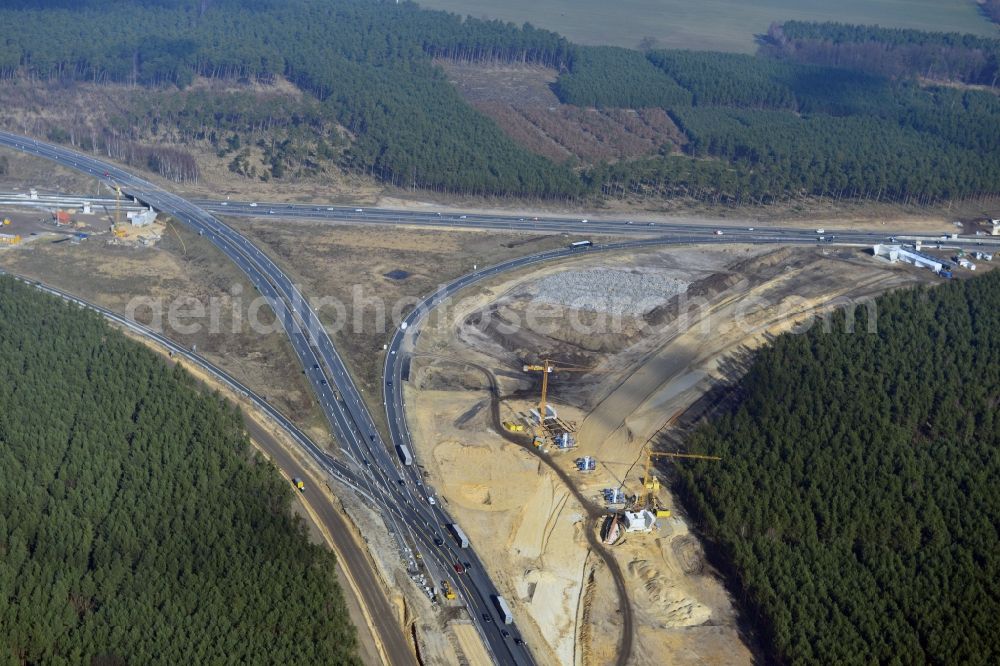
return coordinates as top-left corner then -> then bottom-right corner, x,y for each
405,243 -> 938,665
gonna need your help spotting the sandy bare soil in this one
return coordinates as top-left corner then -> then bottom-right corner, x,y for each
404,243 -> 941,665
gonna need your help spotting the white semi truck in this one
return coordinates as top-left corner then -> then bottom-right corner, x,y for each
448,522 -> 470,548
493,595 -> 513,624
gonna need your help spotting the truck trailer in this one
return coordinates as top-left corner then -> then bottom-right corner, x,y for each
448,523 -> 470,548
397,444 -> 413,466
493,595 -> 513,624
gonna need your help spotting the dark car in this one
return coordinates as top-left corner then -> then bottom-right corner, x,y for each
482,613 -> 492,623
453,562 -> 465,574
434,535 -> 444,546
514,638 -> 524,646
501,630 -> 510,638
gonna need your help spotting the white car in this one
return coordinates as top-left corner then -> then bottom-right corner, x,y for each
355,208 -> 363,213
715,230 -> 724,235
459,215 -> 467,219
747,227 -> 754,231
249,202 -> 258,207
581,219 -> 588,223
816,228 -> 825,234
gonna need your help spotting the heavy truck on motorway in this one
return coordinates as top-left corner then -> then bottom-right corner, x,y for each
448,523 -> 469,548
492,595 -> 513,624
397,444 -> 413,466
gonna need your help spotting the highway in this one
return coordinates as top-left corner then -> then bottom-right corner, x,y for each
11,189 -> 1000,251
0,131 -> 539,666
191,198 -> 1000,250
4,130 -> 1000,665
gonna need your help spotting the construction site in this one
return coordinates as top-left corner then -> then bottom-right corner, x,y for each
0,186 -> 166,249
402,242 -> 946,665
2,154 -> 993,664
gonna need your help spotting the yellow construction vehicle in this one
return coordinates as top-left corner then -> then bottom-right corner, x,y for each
522,359 -> 592,447
106,179 -> 127,238
502,421 -> 525,433
2,218 -> 10,226
440,580 -> 456,600
639,450 -> 720,517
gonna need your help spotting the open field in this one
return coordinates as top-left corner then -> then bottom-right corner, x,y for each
418,0 -> 998,52
404,242 -> 948,664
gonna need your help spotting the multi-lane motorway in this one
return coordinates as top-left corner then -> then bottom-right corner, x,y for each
192,198 -> 1000,249
3,130 -> 999,666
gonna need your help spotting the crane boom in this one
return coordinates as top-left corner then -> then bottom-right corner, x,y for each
523,359 -> 592,446
640,450 -> 720,516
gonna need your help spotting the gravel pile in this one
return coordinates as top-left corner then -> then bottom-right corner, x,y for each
532,268 -> 688,316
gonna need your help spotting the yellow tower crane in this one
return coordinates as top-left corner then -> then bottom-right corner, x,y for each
639,450 -> 720,517
104,179 -> 126,238
522,359 -> 592,447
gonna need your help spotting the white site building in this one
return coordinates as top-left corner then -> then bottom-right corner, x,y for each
873,244 -> 944,273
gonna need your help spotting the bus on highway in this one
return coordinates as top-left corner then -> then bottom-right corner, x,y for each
569,240 -> 593,249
